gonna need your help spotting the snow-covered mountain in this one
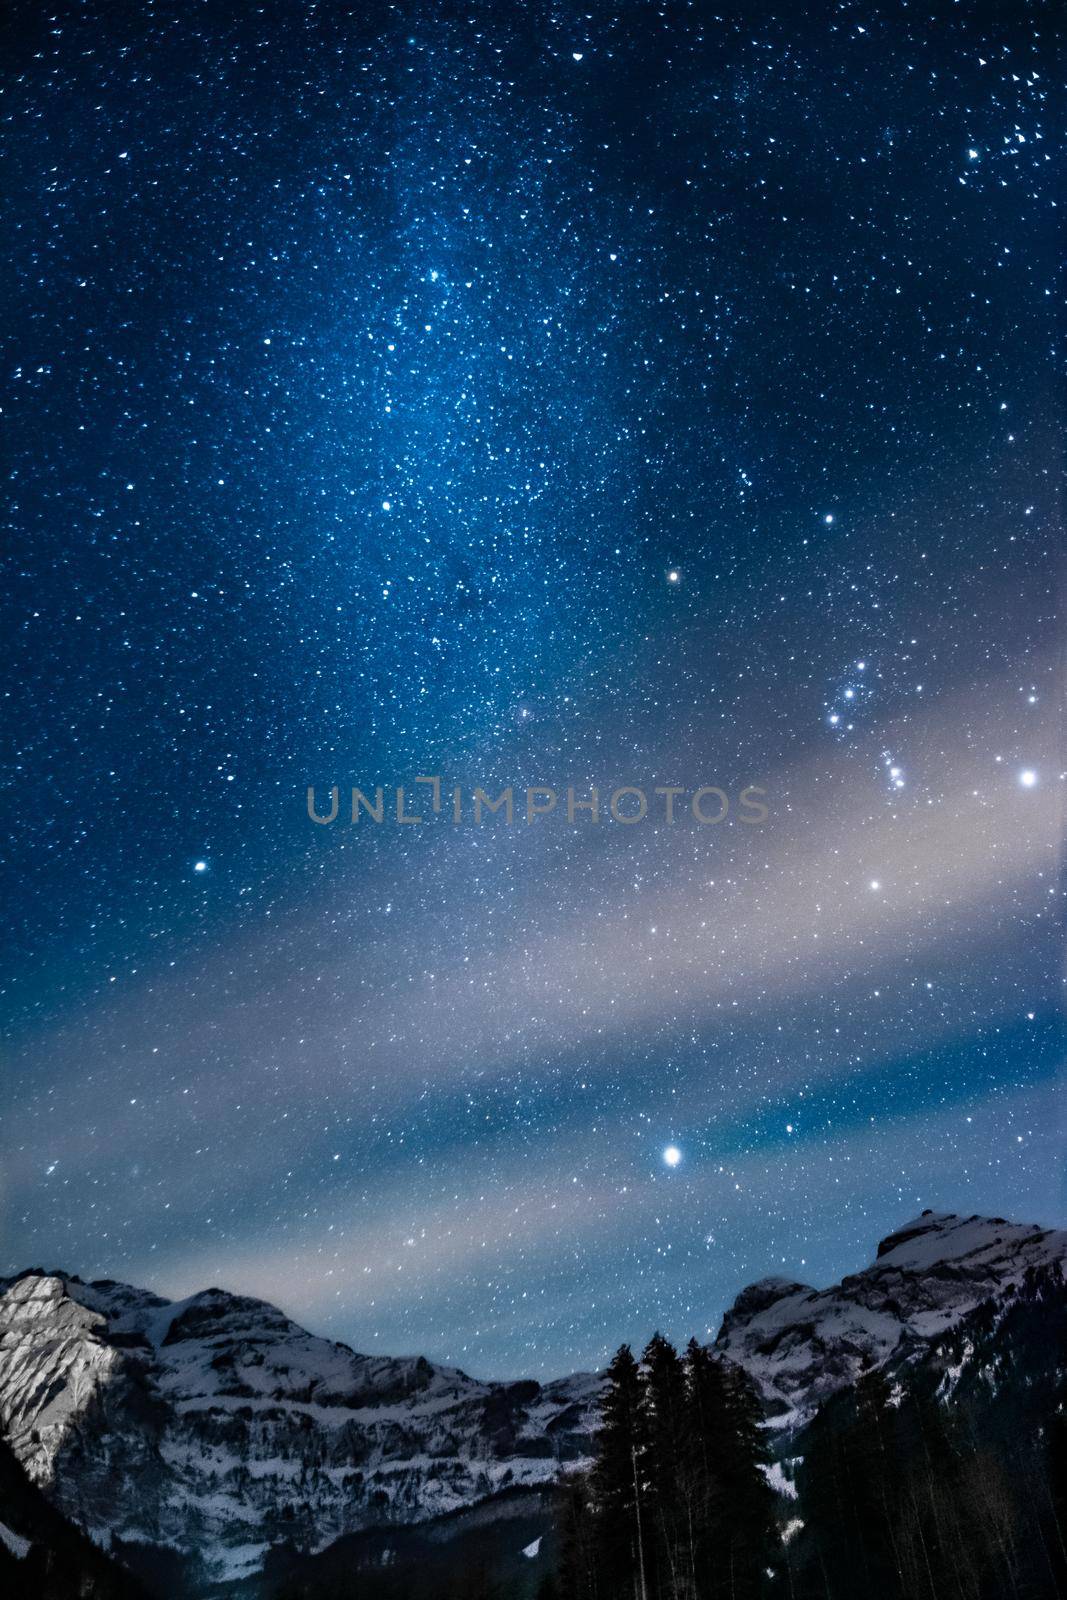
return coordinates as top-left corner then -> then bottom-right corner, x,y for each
714,1209 -> 1067,1424
0,1271 -> 599,1583
0,1210 -> 1062,1585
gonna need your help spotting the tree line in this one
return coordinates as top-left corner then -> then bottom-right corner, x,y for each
551,1335 -> 776,1600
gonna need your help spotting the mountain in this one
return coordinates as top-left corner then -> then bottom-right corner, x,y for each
714,1209 -> 1067,1426
0,1270 -> 599,1586
0,1209 -> 1063,1592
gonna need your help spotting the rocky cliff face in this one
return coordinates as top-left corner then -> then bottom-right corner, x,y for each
1,1210 -> 1062,1585
0,1272 -> 599,1584
714,1210 -> 1067,1423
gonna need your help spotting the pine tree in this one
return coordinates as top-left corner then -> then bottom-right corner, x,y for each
593,1345 -> 652,1600
556,1472 -> 599,1600
684,1341 -> 775,1600
642,1333 -> 691,1599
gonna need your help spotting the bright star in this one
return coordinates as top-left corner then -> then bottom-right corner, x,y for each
1019,769 -> 1037,787
663,1145 -> 682,1168
666,569 -> 681,584
194,860 -> 208,874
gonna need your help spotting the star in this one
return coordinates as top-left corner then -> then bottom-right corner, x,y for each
662,1146 -> 682,1168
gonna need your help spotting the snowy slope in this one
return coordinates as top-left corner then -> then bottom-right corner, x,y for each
0,1271 -> 599,1582
714,1210 -> 1067,1423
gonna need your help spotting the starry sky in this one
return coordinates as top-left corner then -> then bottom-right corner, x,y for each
2,0 -> 1062,1378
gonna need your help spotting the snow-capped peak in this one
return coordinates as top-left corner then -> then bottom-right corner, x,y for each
714,1210 -> 1067,1422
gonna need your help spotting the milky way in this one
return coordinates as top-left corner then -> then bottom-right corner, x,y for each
2,0 -> 1061,1376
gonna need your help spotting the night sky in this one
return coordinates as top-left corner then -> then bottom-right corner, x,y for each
3,0 -> 1062,1378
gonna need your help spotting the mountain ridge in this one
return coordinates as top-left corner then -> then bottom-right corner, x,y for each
714,1208 -> 1067,1422
0,1266 -> 600,1584
1,1208 -> 1063,1585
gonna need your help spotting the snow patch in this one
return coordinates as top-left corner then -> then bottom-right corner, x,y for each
0,1520 -> 31,1559
762,1460 -> 798,1501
